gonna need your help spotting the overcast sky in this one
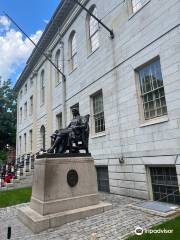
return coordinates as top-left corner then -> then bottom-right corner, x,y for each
0,0 -> 60,85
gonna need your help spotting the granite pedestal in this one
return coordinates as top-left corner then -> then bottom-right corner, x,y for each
18,155 -> 112,233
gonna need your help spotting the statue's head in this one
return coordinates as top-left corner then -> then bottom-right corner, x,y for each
72,108 -> 80,117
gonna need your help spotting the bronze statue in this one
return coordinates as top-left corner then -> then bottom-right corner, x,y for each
48,109 -> 90,154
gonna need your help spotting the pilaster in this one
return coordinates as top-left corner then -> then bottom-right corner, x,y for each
46,51 -> 53,148
32,71 -> 38,154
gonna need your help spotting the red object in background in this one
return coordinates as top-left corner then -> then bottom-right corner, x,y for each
4,175 -> 11,183
4,173 -> 15,183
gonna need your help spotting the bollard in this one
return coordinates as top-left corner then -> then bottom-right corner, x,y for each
7,226 -> 11,239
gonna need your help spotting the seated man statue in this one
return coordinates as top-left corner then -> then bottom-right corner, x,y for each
48,109 -> 89,154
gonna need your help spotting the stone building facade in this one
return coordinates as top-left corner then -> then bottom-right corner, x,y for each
15,0 -> 180,203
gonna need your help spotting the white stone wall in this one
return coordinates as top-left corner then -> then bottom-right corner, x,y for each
17,77 -> 33,155
16,0 -> 180,199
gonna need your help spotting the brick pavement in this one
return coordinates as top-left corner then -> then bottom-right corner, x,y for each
0,193 -> 165,240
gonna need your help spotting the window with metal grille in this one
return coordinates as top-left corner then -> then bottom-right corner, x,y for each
92,91 -> 105,133
88,6 -> 99,53
96,166 -> 110,192
150,167 -> 180,204
137,58 -> 167,120
131,0 -> 147,13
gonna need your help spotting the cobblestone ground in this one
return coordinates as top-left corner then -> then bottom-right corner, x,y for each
0,193 -> 165,240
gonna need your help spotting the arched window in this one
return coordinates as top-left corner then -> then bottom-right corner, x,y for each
40,125 -> 46,150
55,49 -> 61,85
40,70 -> 45,104
87,6 -> 99,53
69,31 -> 77,71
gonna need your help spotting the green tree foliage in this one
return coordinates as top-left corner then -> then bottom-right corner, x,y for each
0,79 -> 17,150
0,150 -> 7,163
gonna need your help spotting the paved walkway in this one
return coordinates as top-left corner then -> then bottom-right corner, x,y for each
0,193 -> 165,240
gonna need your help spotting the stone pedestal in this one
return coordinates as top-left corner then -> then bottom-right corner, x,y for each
18,156 -> 112,233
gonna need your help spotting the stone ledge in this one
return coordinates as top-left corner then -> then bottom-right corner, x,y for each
36,153 -> 91,159
128,204 -> 180,217
30,193 -> 99,215
18,201 -> 112,233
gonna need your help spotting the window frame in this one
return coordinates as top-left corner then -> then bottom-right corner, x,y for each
20,90 -> 23,99
24,102 -> 27,119
55,49 -> 61,86
19,136 -> 22,155
86,5 -> 100,54
91,90 -> 105,135
20,107 -> 23,124
29,96 -> 33,116
24,133 -> 27,153
69,31 -> 78,72
135,57 -> 168,123
29,129 -> 33,152
40,70 -> 45,105
25,83 -> 27,94
128,0 -> 151,16
56,112 -> 63,129
40,125 -> 46,150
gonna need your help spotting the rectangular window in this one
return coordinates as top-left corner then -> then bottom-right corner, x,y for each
89,8 -> 99,53
24,102 -> 27,119
40,71 -> 45,104
150,167 -> 180,204
96,166 -> 110,192
92,91 -> 105,133
30,78 -> 33,87
131,0 -> 146,13
20,107 -> 22,123
19,136 -> 22,155
25,83 -> 27,93
29,130 -> 33,152
71,35 -> 77,70
137,58 -> 167,121
56,113 -> 62,129
20,90 -> 23,99
24,133 -> 27,153
30,96 -> 33,115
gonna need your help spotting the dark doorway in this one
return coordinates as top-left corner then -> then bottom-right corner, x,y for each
96,166 -> 110,192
